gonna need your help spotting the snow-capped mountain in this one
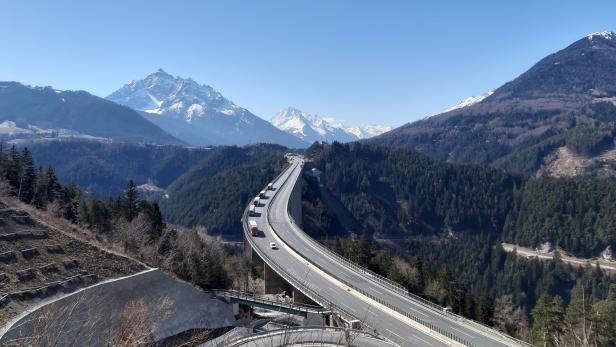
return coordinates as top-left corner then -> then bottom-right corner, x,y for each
271,107 -> 391,144
444,91 -> 494,112
107,69 -> 306,148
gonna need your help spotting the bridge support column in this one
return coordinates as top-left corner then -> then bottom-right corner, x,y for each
292,287 -> 317,306
292,287 -> 309,305
263,262 -> 292,296
245,234 -> 265,279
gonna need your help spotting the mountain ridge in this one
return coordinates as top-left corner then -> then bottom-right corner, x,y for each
0,81 -> 182,145
107,70 -> 307,148
371,31 -> 616,176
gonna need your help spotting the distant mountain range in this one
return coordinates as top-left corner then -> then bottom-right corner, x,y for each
0,82 -> 182,145
271,107 -> 391,143
107,69 -> 306,148
0,73 -> 388,148
371,31 -> 616,177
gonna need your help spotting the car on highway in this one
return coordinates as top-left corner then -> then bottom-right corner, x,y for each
269,242 -> 278,249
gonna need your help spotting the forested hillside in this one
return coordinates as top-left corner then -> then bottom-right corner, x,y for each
307,142 -> 616,257
307,141 -> 521,237
161,145 -> 287,238
25,141 -> 288,238
0,144 -> 233,291
27,141 -> 213,197
304,142 -> 616,344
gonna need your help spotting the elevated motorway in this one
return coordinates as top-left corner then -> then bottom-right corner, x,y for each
227,326 -> 398,347
243,155 -> 528,347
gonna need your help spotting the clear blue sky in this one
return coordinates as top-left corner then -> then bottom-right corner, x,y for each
0,1 -> 614,127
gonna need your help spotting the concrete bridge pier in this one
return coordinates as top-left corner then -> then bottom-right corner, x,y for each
263,261 -> 293,295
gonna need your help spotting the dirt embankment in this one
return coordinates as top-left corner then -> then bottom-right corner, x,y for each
0,199 -> 145,326
540,146 -> 616,177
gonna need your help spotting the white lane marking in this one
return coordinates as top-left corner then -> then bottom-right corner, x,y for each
262,161 -> 456,347
450,326 -> 475,339
385,328 -> 403,340
408,307 -> 430,319
412,334 -> 435,346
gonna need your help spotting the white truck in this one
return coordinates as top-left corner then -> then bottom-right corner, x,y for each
259,190 -> 266,198
249,220 -> 259,236
267,183 -> 274,190
248,205 -> 255,216
253,197 -> 260,206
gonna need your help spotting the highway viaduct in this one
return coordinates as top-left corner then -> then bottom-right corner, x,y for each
242,155 -> 529,347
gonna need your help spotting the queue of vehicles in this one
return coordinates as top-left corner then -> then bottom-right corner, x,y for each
248,182 -> 275,241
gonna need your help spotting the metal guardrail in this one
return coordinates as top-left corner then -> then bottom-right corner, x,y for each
246,161 -> 460,346
258,163 -> 450,347
242,163 -> 371,334
244,158 -> 530,347
282,159 -> 531,347
226,325 -> 392,347
204,289 -> 328,314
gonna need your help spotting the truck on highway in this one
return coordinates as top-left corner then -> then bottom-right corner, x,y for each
253,197 -> 260,206
267,182 -> 273,190
248,205 -> 255,216
259,190 -> 266,198
249,220 -> 258,236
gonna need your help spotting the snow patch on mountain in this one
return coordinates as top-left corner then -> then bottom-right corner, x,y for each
445,91 -> 494,112
271,107 -> 391,143
587,31 -> 615,41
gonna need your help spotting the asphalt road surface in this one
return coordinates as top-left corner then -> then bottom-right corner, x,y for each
246,156 -> 522,347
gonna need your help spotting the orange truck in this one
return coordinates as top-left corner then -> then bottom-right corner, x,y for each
249,220 -> 259,236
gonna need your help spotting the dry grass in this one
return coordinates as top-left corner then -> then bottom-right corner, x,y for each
0,196 -> 147,268
3,294 -> 175,347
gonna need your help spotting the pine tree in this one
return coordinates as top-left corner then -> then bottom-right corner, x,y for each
60,183 -> 80,223
591,288 -> 616,347
140,201 -> 165,242
357,232 -> 371,266
88,197 -> 110,233
17,148 -> 36,202
32,166 -> 48,208
77,197 -> 90,227
411,256 -> 426,292
124,180 -> 139,221
5,145 -> 20,191
476,292 -> 493,324
45,167 -> 61,202
532,293 -> 564,347
565,284 -> 594,347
